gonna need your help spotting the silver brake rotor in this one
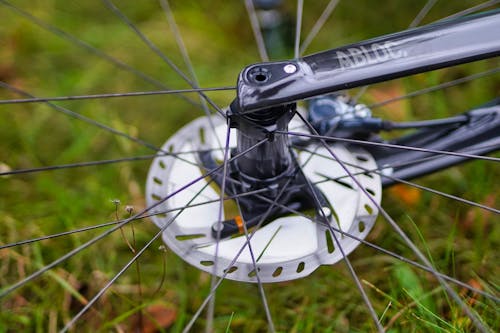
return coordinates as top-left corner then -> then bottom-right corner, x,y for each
146,114 -> 381,283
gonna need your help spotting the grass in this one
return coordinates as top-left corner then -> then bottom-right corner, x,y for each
0,0 -> 499,332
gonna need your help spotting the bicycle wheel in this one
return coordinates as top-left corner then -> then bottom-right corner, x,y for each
0,1 -> 498,332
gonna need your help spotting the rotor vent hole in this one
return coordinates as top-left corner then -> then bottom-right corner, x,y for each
325,230 -> 335,254
153,177 -> 163,185
332,178 -> 354,190
199,127 -> 206,144
248,268 -> 260,278
168,145 -> 174,153
358,221 -> 366,233
363,172 -> 374,179
364,204 -> 373,214
175,234 -> 205,241
366,188 -> 375,196
224,266 -> 238,274
272,267 -> 283,277
200,260 -> 214,267
151,193 -> 162,201
296,262 -> 305,273
159,160 -> 166,169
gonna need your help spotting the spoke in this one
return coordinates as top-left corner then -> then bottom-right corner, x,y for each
0,148 -> 230,176
102,0 -> 226,118
1,221 -> 122,250
0,81 -> 163,153
439,0 -> 500,21
0,155 -> 157,176
236,198 -> 276,332
160,0 -> 198,82
299,0 -> 341,55
0,87 -> 235,105
0,0 -> 200,108
206,122 -> 232,333
409,0 -> 439,28
294,0 -> 304,59
368,67 -> 500,109
296,112 -> 491,333
280,130 -> 500,162
244,0 -> 270,62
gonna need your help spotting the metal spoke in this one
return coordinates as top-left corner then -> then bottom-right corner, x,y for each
368,68 -> 500,109
409,0 -> 439,28
439,0 -> 500,21
0,155 -> 158,176
236,198 -> 276,332
294,0 -> 304,59
300,0 -> 341,55
0,87 -> 235,105
280,130 -> 500,162
160,0 -> 198,83
244,0 -> 270,62
0,81 -> 163,153
206,122 -> 232,333
0,147 -> 237,177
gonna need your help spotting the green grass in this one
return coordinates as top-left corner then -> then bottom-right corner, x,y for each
0,1 -> 499,332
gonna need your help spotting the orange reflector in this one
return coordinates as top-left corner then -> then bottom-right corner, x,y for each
234,215 -> 244,234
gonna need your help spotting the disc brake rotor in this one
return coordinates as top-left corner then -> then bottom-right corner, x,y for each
146,115 -> 381,282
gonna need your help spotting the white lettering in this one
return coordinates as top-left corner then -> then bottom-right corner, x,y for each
336,50 -> 355,69
337,41 -> 406,70
347,47 -> 367,67
371,43 -> 389,61
385,42 -> 404,59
